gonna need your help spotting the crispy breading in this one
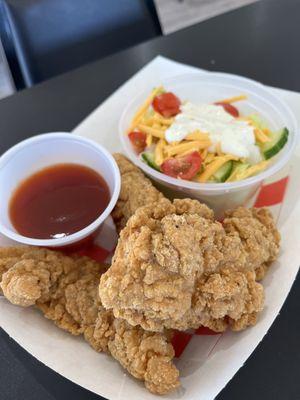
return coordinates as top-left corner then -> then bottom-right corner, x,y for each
108,319 -> 179,395
0,156 -> 281,394
191,268 -> 264,332
112,153 -> 164,231
111,154 -> 279,281
99,198 -> 278,332
0,246 -> 179,394
223,207 -> 280,279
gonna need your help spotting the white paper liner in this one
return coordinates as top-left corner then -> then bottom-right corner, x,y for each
0,56 -> 299,400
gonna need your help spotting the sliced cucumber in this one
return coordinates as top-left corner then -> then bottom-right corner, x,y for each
141,152 -> 160,171
261,127 -> 289,160
226,161 -> 250,182
209,161 -> 233,183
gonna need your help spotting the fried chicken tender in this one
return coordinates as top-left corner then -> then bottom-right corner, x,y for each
223,207 -> 280,280
112,153 -> 164,231
99,198 -> 279,332
109,319 -> 179,394
191,268 -> 264,332
0,246 -> 179,394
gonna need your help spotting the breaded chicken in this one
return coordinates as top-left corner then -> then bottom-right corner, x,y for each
223,207 -> 281,280
112,153 -> 164,231
0,246 -> 179,395
99,198 -> 279,332
0,155 -> 281,393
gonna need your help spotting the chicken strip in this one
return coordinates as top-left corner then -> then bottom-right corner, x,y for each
112,153 -> 164,231
99,198 -> 279,332
223,207 -> 280,280
0,246 -> 179,394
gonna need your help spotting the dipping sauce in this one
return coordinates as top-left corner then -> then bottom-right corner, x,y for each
9,164 -> 110,239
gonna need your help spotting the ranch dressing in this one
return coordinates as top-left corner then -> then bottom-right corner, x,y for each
165,103 -> 261,163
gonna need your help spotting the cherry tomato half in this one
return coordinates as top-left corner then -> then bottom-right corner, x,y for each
128,131 -> 147,153
152,92 -> 181,118
161,151 -> 202,180
215,102 -> 239,118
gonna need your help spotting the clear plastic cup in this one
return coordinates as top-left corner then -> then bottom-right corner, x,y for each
0,133 -> 121,247
119,73 -> 298,216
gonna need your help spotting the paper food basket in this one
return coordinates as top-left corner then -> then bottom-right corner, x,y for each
0,56 -> 299,400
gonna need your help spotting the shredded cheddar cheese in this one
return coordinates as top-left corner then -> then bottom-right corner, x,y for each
233,160 -> 270,181
185,131 -> 210,141
218,94 -> 247,104
165,140 -> 211,157
200,148 -> 208,160
263,128 -> 271,136
146,133 -> 152,147
128,86 -> 163,131
203,153 -> 216,164
197,155 -> 237,182
155,139 -> 166,166
153,113 -> 174,126
138,124 -> 165,139
254,128 -> 271,143
216,142 -> 222,156
176,147 -> 200,157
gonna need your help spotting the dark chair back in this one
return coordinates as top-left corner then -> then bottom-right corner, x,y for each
0,0 -> 161,89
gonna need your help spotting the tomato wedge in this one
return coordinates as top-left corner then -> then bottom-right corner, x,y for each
215,102 -> 239,117
152,92 -> 181,118
128,131 -> 147,153
161,151 -> 202,180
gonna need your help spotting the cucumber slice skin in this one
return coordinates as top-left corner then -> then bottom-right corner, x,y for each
262,128 -> 289,160
212,161 -> 233,182
141,152 -> 161,171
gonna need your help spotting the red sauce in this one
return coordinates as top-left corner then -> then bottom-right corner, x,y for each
9,164 -> 110,239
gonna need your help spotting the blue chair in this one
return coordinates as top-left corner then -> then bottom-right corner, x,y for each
0,0 -> 161,89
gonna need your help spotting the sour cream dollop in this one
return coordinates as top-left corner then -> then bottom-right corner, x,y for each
165,103 -> 261,163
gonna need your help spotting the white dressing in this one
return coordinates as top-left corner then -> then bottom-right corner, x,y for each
165,103 -> 262,162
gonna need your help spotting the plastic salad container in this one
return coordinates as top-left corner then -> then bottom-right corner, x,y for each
119,73 -> 298,217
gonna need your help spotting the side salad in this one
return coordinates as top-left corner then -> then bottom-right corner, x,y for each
126,86 -> 289,183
